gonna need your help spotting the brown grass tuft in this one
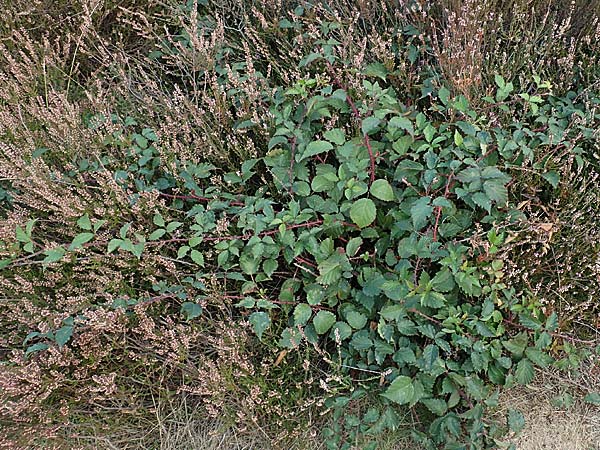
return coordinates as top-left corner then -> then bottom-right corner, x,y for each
498,356 -> 600,450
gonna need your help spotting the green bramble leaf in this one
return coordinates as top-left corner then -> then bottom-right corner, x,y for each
515,358 -> 535,385
68,233 -> 95,251
279,328 -> 302,348
153,213 -> 165,227
472,192 -> 491,212
584,393 -> 600,405
43,247 -> 66,265
177,246 -> 190,259
293,303 -> 312,326
503,333 -> 528,357
361,117 -> 381,136
382,376 -> 414,405
131,242 -> 145,259
263,258 -> 278,277
494,74 -> 506,89
350,198 -> 377,228
455,272 -> 481,296
77,214 -> 92,231
149,229 -> 166,240
317,252 -> 350,285
249,312 -> 271,340
331,321 -> 352,341
525,347 -> 553,368
545,312 -> 559,332
420,291 -> 446,308
431,269 -> 455,293
388,116 -> 414,136
166,221 -> 183,233
410,196 -> 433,230
323,128 -> 345,145
370,179 -> 394,201
299,52 -> 321,67
345,237 -> 363,257
217,250 -> 229,268
454,130 -> 463,146
423,124 -> 435,143
293,181 -> 311,196
107,239 -> 122,254
119,223 -> 130,239
421,344 -> 439,371
16,226 -> 29,243
507,409 -> 525,433
483,180 -> 508,205
190,250 -> 204,266
299,140 -> 333,161
438,86 -> 450,105
311,174 -> 337,192
134,133 -> 148,148
542,171 -> 560,188
54,325 -> 73,348
519,313 -> 543,331
268,135 -> 288,150
346,310 -> 367,329
189,236 -> 203,247
181,302 -> 202,320
25,342 -> 49,357
421,398 -> 447,416
313,310 -> 336,334
92,220 -> 106,234
363,62 -> 388,80
25,219 -> 36,236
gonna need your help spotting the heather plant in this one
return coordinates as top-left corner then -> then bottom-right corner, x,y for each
422,0 -> 600,102
1,1 -> 599,449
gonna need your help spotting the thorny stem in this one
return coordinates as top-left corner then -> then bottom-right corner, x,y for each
326,61 -> 376,185
222,294 -> 297,306
287,106 -> 310,195
224,294 -> 333,310
407,308 -> 443,326
294,255 -> 317,268
159,192 -> 245,207
433,171 -> 455,242
288,135 -> 297,194
503,318 -> 597,345
413,256 -> 421,284
156,219 -> 325,244
138,293 -> 177,307
4,218 -> 341,269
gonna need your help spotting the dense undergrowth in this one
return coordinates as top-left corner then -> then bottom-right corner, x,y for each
1,1 -> 599,449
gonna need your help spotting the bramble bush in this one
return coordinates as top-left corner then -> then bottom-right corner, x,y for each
1,2 -> 599,449
3,34 -> 599,447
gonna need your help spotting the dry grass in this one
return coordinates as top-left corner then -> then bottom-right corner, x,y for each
498,358 -> 600,450
72,394 -> 326,450
100,363 -> 600,450
507,394 -> 599,450
74,393 -> 422,450
428,0 -> 600,101
89,358 -> 600,450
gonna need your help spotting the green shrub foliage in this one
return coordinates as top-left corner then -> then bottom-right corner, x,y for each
3,37 -> 599,449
